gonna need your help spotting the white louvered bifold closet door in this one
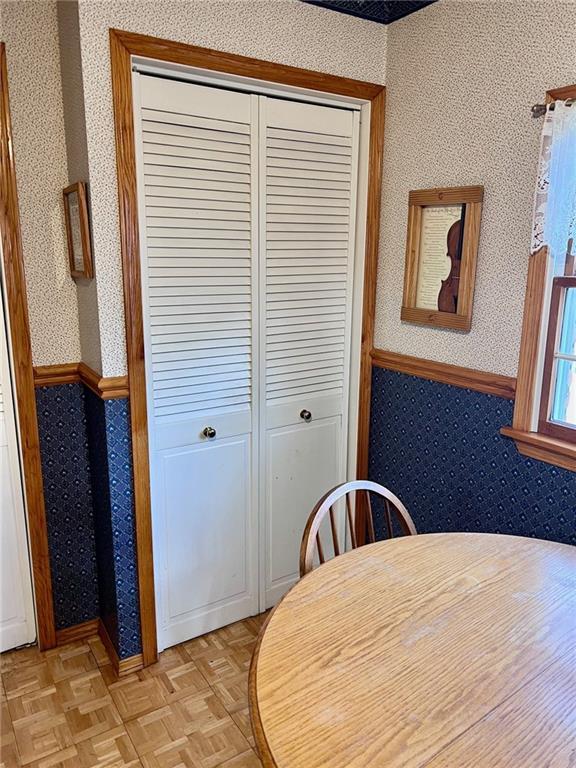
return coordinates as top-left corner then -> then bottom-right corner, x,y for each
260,97 -> 359,606
136,75 -> 259,650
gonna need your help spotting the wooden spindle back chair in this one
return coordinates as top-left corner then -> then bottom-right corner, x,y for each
299,480 -> 417,576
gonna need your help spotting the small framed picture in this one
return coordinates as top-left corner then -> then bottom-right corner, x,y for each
401,185 -> 483,331
63,181 -> 93,279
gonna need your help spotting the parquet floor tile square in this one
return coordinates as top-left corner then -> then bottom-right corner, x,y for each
1,649 -> 42,675
171,689 -> 252,765
108,676 -> 167,722
74,725 -> 141,767
210,674 -> 248,715
184,624 -> 256,664
3,664 -> 53,701
45,645 -> 97,683
192,649 -> 252,688
11,708 -> 73,765
1,615 -> 266,768
124,705 -> 186,757
172,689 -> 233,735
66,695 -> 123,744
55,671 -> 108,711
142,650 -> 209,703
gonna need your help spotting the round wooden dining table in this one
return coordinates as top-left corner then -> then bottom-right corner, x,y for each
249,533 -> 576,767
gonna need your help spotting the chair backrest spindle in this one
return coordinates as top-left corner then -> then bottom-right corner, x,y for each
365,491 -> 376,543
346,495 -> 357,549
329,506 -> 340,556
316,532 -> 325,564
384,498 -> 394,540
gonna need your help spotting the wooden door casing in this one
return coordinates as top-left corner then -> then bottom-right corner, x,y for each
110,28 -> 385,664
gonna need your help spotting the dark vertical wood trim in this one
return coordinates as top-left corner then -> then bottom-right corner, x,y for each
0,43 -> 56,649
512,246 -> 549,431
355,89 -> 385,543
356,89 -> 385,479
109,28 -> 385,664
109,30 -> 158,666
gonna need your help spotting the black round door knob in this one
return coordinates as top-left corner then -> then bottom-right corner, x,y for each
202,426 -> 217,439
300,409 -> 312,422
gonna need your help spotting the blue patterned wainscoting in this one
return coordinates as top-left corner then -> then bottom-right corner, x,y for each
35,383 -> 99,629
369,367 -> 575,545
84,391 -> 141,659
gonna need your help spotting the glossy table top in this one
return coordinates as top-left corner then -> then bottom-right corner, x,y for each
250,533 -> 576,767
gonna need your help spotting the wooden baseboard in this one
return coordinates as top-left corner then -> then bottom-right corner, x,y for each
33,362 -> 129,399
371,349 -> 517,400
98,619 -> 144,677
55,618 -> 99,645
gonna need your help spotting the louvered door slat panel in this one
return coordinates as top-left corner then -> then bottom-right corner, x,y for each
139,77 -> 254,423
263,99 -> 357,407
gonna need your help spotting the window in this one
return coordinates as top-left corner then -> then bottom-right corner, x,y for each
539,242 -> 576,441
502,85 -> 576,471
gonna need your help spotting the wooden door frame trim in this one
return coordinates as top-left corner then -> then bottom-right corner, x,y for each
0,42 -> 56,649
109,28 -> 385,665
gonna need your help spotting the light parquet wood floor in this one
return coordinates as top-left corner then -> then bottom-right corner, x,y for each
0,615 -> 267,768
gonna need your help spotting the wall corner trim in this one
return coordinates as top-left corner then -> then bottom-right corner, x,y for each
55,618 -> 144,676
98,619 -> 144,677
33,362 -> 129,399
371,349 -> 517,400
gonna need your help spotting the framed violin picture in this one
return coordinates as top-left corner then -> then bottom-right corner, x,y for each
401,185 -> 483,331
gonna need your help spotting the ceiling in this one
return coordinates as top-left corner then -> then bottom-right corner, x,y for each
302,0 -> 437,25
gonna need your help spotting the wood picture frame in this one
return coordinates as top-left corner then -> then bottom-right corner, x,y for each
63,181 -> 93,279
401,185 -> 483,331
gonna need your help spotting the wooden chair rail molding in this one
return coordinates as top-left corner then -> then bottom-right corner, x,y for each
1,42 -> 56,649
33,362 -> 129,399
371,349 -> 517,400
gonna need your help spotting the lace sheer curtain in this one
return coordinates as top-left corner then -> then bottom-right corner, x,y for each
531,100 -> 576,268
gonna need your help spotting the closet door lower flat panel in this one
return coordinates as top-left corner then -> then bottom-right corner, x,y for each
261,97 -> 359,607
136,74 -> 259,650
265,416 -> 340,605
157,436 -> 251,647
